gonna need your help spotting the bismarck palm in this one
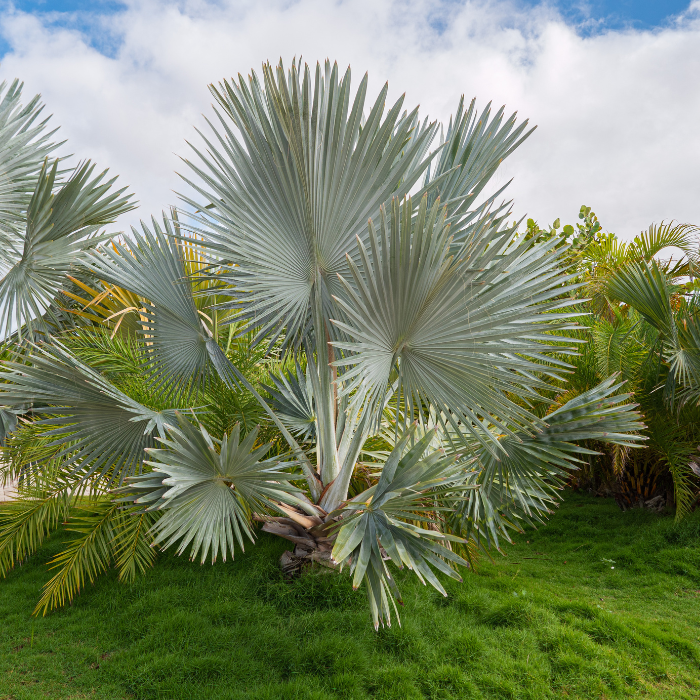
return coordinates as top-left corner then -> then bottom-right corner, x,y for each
0,61 -> 644,628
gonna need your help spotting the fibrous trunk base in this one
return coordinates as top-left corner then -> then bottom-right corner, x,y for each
257,515 -> 337,577
279,544 -> 337,577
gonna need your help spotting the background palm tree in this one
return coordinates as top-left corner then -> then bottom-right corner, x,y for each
0,62 -> 645,628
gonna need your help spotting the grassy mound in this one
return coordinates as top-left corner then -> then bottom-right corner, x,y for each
2,493 -> 700,699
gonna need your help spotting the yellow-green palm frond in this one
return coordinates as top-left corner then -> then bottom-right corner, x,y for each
0,459 -> 76,578
627,221 -> 697,272
34,497 -> 118,615
110,505 -> 159,584
62,273 -> 145,338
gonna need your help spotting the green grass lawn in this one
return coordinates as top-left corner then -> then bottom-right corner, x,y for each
2,492 -> 700,700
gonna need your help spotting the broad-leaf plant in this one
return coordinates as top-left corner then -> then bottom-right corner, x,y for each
0,62 -> 645,628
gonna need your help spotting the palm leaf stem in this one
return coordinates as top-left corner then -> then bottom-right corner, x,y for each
228,364 -> 321,504
305,313 -> 340,486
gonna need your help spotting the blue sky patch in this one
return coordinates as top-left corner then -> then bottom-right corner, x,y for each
0,0 -> 126,58
4,0 -> 694,28
8,0 -> 125,12
529,0 -> 692,31
0,1 -> 693,60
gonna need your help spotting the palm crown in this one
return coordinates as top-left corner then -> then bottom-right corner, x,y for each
0,60 -> 645,628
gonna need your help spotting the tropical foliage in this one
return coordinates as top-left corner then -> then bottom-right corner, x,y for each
0,63 -> 649,628
526,210 -> 700,517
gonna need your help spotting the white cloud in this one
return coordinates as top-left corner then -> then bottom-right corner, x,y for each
0,0 -> 698,238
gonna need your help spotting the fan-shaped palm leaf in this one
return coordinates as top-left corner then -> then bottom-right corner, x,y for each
330,430 -> 472,629
607,260 -> 675,337
0,407 -> 19,445
85,218 -> 319,487
0,341 -> 177,486
455,374 -> 646,547
0,159 -> 134,341
607,260 -> 700,404
122,415 -> 306,564
181,58 -> 440,346
580,222 -> 697,318
333,193 -> 584,454
376,375 -> 645,549
264,362 -> 315,441
85,216 -> 237,395
0,79 -> 60,252
672,313 -> 700,407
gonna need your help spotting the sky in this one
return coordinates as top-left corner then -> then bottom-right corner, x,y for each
0,0 -> 698,240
